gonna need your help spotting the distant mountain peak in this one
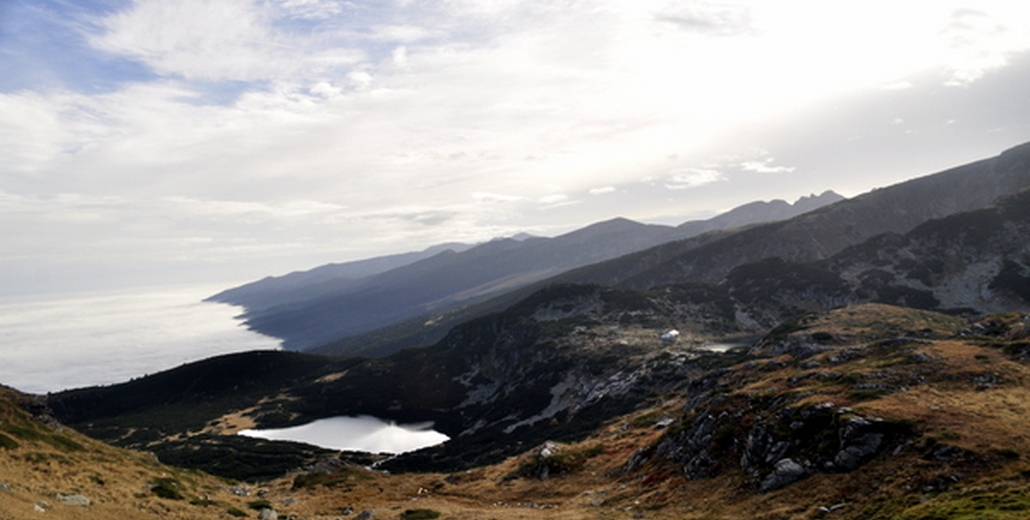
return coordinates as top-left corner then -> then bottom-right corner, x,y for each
792,190 -> 846,210
490,232 -> 538,242
794,189 -> 844,204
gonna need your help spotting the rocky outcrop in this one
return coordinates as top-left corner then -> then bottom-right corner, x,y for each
634,400 -> 914,491
627,360 -> 917,492
760,458 -> 809,492
56,493 -> 90,506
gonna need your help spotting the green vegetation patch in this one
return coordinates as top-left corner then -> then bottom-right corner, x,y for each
510,444 -> 605,480
895,486 -> 1030,519
292,466 -> 371,489
0,432 -> 19,450
848,388 -> 890,401
150,477 -> 185,500
0,419 -> 84,452
21,451 -> 71,465
247,499 -> 273,510
152,433 -> 333,481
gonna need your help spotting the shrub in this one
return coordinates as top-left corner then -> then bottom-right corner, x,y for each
812,331 -> 835,343
511,444 -> 604,480
848,388 -> 888,401
247,499 -> 273,510
0,433 -> 19,450
402,509 -> 442,520
150,477 -> 184,500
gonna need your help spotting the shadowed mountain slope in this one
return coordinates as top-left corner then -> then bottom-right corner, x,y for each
569,141 -> 1030,290
207,242 -> 476,311
213,192 -> 843,351
314,142 -> 1030,357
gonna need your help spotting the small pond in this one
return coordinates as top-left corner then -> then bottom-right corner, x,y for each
238,415 -> 449,454
697,342 -> 744,352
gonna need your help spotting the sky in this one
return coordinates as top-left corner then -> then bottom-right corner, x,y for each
3,0 -> 1030,296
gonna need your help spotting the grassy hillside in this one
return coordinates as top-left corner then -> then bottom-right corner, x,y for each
0,385 -> 283,519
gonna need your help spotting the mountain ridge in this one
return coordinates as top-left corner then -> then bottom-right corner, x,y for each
313,141 -> 1030,358
215,190 -> 844,351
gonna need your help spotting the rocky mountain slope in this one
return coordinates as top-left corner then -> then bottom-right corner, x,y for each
49,283 -> 752,476
569,140 -> 1030,290
210,191 -> 843,352
47,179 -> 1030,474
32,304 -> 1030,519
717,187 -> 1030,329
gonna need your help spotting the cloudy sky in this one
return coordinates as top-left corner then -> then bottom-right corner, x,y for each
3,0 -> 1030,296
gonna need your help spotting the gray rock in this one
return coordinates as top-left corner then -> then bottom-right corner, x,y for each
765,440 -> 791,465
653,417 -> 676,429
759,458 -> 809,492
741,423 -> 774,474
538,441 -> 559,459
834,433 -> 883,470
355,510 -> 374,520
258,507 -> 278,520
834,417 -> 884,470
929,445 -> 966,462
624,447 -> 652,474
57,493 -> 90,506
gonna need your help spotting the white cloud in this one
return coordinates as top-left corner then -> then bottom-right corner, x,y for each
392,46 -> 408,66
664,168 -> 726,190
589,186 -> 616,195
372,25 -> 441,43
279,0 -> 347,20
740,158 -> 795,174
163,196 -> 346,219
310,81 -> 343,98
89,0 -> 363,82
472,192 -> 524,204
938,7 -> 1030,87
346,70 -> 373,88
539,193 -> 568,204
880,80 -> 914,91
655,2 -> 756,37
